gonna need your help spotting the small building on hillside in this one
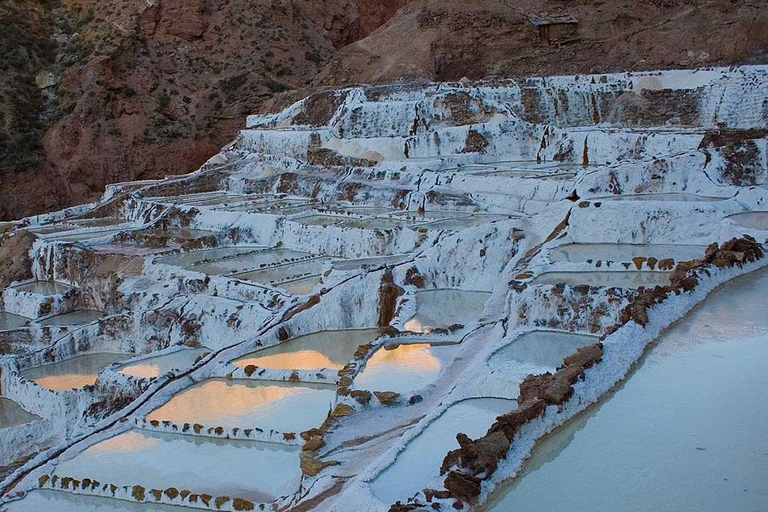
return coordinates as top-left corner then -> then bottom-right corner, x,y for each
529,14 -> 579,46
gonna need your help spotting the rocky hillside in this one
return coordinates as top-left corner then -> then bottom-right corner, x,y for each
317,0 -> 768,84
0,0 -> 405,220
1,0 -> 767,220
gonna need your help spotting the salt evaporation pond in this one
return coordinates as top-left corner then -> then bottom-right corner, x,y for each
594,193 -> 725,202
234,329 -> 383,371
52,429 -> 300,503
4,490 -> 188,512
146,379 -> 335,432
23,353 -> 127,390
71,217 -> 129,228
339,218 -> 409,230
0,397 -> 39,429
280,275 -> 322,295
530,270 -> 670,288
416,215 -> 513,232
727,211 -> 768,230
404,289 -> 491,333
193,248 -> 310,276
331,254 -> 412,271
486,268 -> 768,512
37,309 -> 104,326
488,330 -> 600,372
44,228 -> 126,243
354,343 -> 462,393
155,245 -> 265,268
371,398 -> 514,504
118,348 -> 210,379
0,312 -> 30,331
295,214 -> 345,227
549,243 -> 706,264
12,281 -> 71,295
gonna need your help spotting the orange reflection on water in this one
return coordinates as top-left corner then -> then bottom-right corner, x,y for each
33,374 -> 98,390
119,364 -> 160,379
404,317 -> 430,333
146,380 -> 304,426
365,343 -> 442,372
88,431 -> 160,454
235,350 -> 338,371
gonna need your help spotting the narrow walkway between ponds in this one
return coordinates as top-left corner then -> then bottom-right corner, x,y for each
486,267 -> 768,512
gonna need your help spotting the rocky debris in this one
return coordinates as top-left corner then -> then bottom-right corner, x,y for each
300,450 -> 339,477
374,391 -> 401,405
378,269 -> 405,327
405,267 -> 427,288
0,230 -> 35,290
699,129 -> 768,186
350,390 -> 372,405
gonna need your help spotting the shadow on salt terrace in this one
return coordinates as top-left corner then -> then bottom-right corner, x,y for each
0,397 -> 40,431
0,312 -> 31,331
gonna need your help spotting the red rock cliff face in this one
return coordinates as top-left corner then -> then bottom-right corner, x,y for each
0,0 -> 405,220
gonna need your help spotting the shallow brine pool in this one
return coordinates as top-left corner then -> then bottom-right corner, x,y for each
371,398 -> 515,504
487,330 -> 600,373
485,267 -> 768,512
37,310 -> 104,326
3,490 -> 187,512
52,429 -> 300,503
23,353 -> 128,390
530,270 -> 670,288
118,348 -> 210,379
154,246 -> 266,269
193,249 -> 310,276
416,215 -> 511,232
354,342 -> 462,394
549,243 -> 706,264
0,397 -> 39,430
234,329 -> 383,371
594,193 -> 725,202
233,258 -> 331,290
12,281 -> 72,296
0,312 -> 30,331
404,289 -> 491,333
727,211 -> 768,230
146,379 -> 335,433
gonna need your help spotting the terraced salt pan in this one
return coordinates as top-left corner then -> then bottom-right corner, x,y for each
294,214 -> 346,226
530,271 -> 670,288
154,246 -> 266,268
0,397 -> 39,430
193,249 -> 310,276
118,348 -> 210,379
52,429 -> 300,503
37,309 -> 104,326
0,312 -> 30,331
23,353 -> 128,390
329,206 -> 395,216
233,258 -> 331,288
371,398 -> 515,503
594,193 -> 725,202
487,330 -> 600,373
146,379 -> 335,433
727,211 -> 768,230
139,228 -> 218,240
25,224 -> 77,235
234,329 -> 384,371
339,218 -> 410,230
354,343 -> 462,394
331,254 -> 412,271
486,268 -> 768,512
416,215 -> 512,232
549,243 -> 706,264
70,217 -> 129,228
44,228 -> 127,242
12,281 -> 72,295
280,275 -> 322,295
404,289 -> 491,333
3,490 -> 187,512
